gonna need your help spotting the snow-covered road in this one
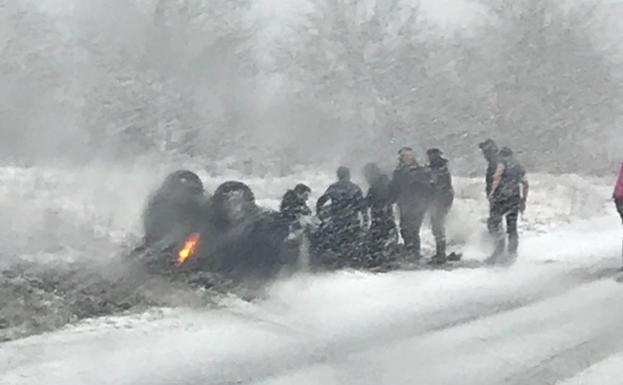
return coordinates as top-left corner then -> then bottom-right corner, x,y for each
1,217 -> 621,385
0,166 -> 621,385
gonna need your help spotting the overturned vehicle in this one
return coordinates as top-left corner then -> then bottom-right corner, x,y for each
136,170 -> 299,283
134,170 -> 461,285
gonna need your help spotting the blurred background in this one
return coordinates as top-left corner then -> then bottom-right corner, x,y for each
1,0 -> 621,175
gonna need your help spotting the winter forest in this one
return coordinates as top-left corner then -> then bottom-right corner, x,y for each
1,0 -> 622,174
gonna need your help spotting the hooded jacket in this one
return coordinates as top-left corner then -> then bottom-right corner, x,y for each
366,173 -> 393,220
494,156 -> 526,202
390,162 -> 433,213
428,157 -> 454,207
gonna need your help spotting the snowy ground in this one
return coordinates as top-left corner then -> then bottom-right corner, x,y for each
0,164 -> 621,385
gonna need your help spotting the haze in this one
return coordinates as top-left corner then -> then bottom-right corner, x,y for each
1,0 -> 621,174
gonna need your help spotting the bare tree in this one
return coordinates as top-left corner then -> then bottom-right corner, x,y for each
77,0 -> 258,161
467,0 -> 621,171
273,0 -> 460,163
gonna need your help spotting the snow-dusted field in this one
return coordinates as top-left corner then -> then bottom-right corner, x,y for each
0,164 -> 621,385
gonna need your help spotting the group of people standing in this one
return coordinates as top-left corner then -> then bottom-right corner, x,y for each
141,135 -> 623,278
280,140 -> 530,267
142,138 -> 623,278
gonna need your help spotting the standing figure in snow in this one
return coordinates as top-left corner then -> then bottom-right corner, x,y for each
613,162 -> 623,268
479,139 -> 500,235
426,149 -> 454,264
363,163 -> 397,264
316,167 -> 367,263
390,147 -> 433,260
486,147 -> 529,264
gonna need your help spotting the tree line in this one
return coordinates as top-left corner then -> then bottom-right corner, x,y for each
0,0 -> 620,173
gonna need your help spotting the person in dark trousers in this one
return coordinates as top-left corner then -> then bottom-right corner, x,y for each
426,149 -> 454,264
280,183 -> 312,226
479,139 -> 500,236
390,147 -> 433,260
363,163 -> 397,263
316,167 -> 367,259
486,147 -> 529,264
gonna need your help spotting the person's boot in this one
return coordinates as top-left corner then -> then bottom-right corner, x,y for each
401,243 -> 421,263
429,240 -> 447,265
428,255 -> 447,265
507,233 -> 519,264
486,235 -> 505,265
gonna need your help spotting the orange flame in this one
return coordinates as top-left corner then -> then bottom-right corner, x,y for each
177,232 -> 201,266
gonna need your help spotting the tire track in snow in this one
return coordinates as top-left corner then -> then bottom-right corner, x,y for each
248,278 -> 623,385
505,329 -> 623,385
175,260 -> 622,385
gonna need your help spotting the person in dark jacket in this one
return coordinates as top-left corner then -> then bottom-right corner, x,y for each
316,167 -> 367,260
363,163 -> 397,262
426,149 -> 454,264
487,147 -> 529,264
479,139 -> 500,236
142,170 -> 206,250
280,184 -> 313,267
280,183 -> 312,225
390,147 -> 433,260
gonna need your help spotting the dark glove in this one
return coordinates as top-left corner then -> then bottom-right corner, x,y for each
519,199 -> 527,213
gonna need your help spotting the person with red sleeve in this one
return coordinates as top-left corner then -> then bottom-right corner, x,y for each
615,163 -> 623,223
614,163 -> 623,269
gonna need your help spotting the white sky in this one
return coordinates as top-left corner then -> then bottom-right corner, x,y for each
419,0 -> 480,28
